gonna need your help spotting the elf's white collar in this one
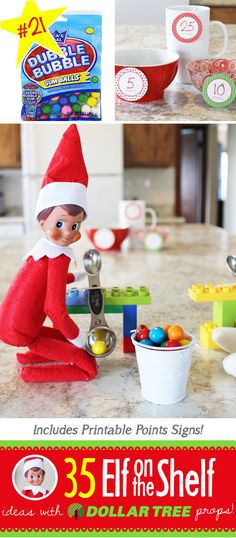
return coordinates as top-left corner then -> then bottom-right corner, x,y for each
24,237 -> 77,265
23,485 -> 47,496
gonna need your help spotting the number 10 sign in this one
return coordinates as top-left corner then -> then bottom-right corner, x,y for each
202,74 -> 236,108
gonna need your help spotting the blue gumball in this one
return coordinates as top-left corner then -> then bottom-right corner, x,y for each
60,96 -> 68,105
52,103 -> 61,114
69,95 -> 78,104
149,327 -> 166,345
140,339 -> 153,347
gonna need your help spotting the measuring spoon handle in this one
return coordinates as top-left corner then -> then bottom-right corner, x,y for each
88,288 -> 108,329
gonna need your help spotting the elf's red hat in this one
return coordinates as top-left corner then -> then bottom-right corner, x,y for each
24,457 -> 45,473
35,125 -> 88,220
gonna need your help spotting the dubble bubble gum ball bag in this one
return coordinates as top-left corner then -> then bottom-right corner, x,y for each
21,13 -> 102,121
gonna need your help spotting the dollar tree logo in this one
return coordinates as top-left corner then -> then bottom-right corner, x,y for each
68,503 -> 85,520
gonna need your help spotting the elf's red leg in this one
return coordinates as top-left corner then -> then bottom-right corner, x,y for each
16,328 -> 68,364
21,363 -> 96,383
20,326 -> 97,382
16,351 -> 50,364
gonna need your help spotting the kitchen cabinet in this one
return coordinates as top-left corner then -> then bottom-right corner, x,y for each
124,125 -> 179,168
210,7 -> 236,24
0,126 -> 21,169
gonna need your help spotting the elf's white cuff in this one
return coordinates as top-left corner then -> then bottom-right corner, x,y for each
68,329 -> 87,349
74,271 -> 86,282
212,327 -> 236,354
223,353 -> 236,377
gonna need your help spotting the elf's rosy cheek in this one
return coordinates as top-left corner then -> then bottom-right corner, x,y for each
72,231 -> 81,242
48,229 -> 62,241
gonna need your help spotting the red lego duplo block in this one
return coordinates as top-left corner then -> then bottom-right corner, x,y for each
123,337 -> 135,354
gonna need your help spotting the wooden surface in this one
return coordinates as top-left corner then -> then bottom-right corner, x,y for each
0,125 -> 21,168
210,7 -> 236,23
124,125 -> 178,167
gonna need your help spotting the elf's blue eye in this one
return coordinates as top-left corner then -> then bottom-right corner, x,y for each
37,474 -> 41,479
30,475 -> 34,479
56,221 -> 64,229
72,223 -> 79,231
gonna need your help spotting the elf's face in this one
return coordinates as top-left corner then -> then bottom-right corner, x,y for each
40,206 -> 84,247
26,469 -> 44,486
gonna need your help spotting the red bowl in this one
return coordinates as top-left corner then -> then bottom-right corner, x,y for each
85,227 -> 129,251
115,48 -> 179,103
187,58 -> 236,92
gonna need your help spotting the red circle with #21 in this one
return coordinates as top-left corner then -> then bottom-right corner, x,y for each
172,12 -> 203,43
115,68 -> 148,101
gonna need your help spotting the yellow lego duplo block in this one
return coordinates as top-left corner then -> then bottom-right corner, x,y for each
200,322 -> 220,350
188,283 -> 236,303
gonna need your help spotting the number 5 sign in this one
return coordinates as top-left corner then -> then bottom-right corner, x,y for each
115,67 -> 148,101
202,74 -> 236,108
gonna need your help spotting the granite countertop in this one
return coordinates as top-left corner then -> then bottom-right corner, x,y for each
1,224 -> 236,419
115,24 -> 236,122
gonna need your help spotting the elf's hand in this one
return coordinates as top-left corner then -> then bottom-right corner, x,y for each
68,328 -> 87,349
74,271 -> 86,282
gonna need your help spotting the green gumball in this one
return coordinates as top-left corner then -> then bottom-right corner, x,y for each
78,93 -> 88,103
72,103 -> 81,113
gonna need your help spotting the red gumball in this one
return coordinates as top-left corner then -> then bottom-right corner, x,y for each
136,325 -> 150,341
165,339 -> 181,348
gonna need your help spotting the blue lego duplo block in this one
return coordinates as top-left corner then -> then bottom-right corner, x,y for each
66,288 -> 88,307
123,305 -> 137,338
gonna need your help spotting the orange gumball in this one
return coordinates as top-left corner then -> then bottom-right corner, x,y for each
167,325 -> 184,341
163,324 -> 171,333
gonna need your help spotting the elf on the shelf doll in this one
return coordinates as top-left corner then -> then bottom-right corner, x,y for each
0,125 -> 97,383
21,457 -> 49,498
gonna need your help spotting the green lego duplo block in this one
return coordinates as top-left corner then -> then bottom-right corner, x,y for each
213,300 -> 236,327
67,305 -> 123,315
103,286 -> 152,306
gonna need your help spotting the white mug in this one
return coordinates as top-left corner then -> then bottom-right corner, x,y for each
119,200 -> 157,229
166,5 -> 228,83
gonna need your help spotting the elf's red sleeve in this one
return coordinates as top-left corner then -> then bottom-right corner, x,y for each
45,255 -> 79,340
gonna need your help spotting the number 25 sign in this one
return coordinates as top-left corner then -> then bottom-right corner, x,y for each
202,74 -> 236,108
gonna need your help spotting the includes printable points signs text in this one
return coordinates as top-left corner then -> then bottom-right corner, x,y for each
115,68 -> 148,101
202,74 -> 236,108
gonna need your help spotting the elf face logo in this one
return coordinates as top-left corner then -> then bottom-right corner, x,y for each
23,38 -> 97,88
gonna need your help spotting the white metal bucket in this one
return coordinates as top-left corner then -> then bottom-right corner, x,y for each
132,332 -> 195,405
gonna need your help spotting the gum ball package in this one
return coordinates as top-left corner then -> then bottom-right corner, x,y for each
21,13 -> 102,121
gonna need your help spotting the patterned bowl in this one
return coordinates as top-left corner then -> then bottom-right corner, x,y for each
186,58 -> 236,92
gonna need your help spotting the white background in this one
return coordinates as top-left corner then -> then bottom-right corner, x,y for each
0,0 -> 115,122
1,418 -> 236,440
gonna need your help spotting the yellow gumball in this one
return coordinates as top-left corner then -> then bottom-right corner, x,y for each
179,339 -> 190,346
91,92 -> 100,98
92,341 -> 107,356
87,97 -> 97,107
